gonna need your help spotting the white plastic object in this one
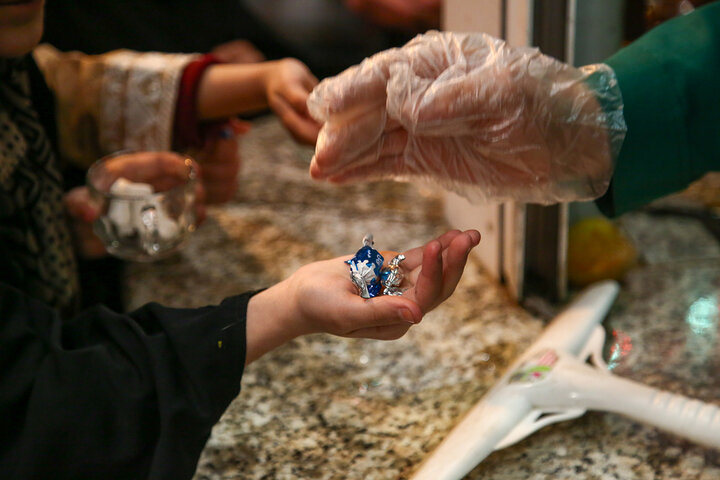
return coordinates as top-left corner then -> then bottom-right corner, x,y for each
411,280 -> 720,480
411,281 -> 619,480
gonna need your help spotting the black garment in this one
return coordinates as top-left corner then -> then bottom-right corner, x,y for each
0,56 -> 79,312
0,54 -> 124,314
0,283 -> 251,479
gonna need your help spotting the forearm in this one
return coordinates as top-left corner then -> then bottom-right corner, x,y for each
196,61 -> 278,120
245,279 -> 308,365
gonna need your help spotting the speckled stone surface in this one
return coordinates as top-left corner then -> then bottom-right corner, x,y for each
124,117 -> 720,480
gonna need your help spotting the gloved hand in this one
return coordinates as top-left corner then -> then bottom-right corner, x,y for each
307,31 -> 626,204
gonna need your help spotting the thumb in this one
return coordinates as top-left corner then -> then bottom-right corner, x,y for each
64,187 -> 100,223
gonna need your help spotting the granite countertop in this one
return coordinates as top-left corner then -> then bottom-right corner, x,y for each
125,116 -> 720,480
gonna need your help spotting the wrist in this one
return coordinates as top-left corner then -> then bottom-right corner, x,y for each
245,277 -> 308,364
196,62 -> 276,119
261,60 -> 282,101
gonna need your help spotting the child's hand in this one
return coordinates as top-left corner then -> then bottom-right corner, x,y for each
294,229 -> 481,338
192,118 -> 251,204
64,187 -> 107,259
265,58 -> 321,145
245,229 -> 480,364
382,229 -> 482,314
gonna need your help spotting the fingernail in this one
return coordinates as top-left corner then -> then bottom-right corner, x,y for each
232,120 -> 252,134
399,308 -> 417,324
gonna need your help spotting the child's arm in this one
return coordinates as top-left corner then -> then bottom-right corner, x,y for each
196,58 -> 321,145
0,228 -> 478,478
33,45 -> 320,168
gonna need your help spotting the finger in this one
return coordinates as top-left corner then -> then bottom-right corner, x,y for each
195,183 -> 207,225
412,240 -> 444,312
64,187 -> 100,222
302,75 -> 319,94
106,151 -> 191,183
64,188 -> 106,258
308,68 -> 383,120
438,230 -> 480,300
283,82 -> 315,118
195,180 -> 206,204
405,230 -> 478,289
344,323 -> 412,341
196,204 -> 207,225
193,180 -> 207,223
322,128 -> 479,183
316,124 -> 404,184
300,70 -> 319,93
229,117 -> 252,135
398,68 -> 515,132
311,114 -> 386,177
438,229 -> 469,250
270,93 -> 321,145
401,230 -> 463,271
200,118 -> 252,144
73,222 -> 108,259
323,154 -> 408,183
327,135 -> 492,187
310,150 -> 380,181
199,159 -> 240,180
197,135 -> 241,204
378,128 -> 408,157
201,178 -> 237,204
307,48 -> 404,120
329,292 -> 423,333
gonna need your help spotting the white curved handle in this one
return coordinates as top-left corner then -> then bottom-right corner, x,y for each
596,374 -> 720,447
550,359 -> 720,448
411,392 -> 530,480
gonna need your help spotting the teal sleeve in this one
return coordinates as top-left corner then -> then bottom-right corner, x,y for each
596,2 -> 720,217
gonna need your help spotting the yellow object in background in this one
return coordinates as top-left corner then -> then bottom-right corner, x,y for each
567,216 -> 638,287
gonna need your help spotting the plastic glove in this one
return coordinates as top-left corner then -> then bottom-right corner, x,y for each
308,31 -> 627,204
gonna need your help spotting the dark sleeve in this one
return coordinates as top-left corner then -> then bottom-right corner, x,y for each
0,282 -> 253,480
596,2 -> 720,216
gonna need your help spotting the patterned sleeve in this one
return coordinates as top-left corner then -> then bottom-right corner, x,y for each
32,44 -> 197,168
